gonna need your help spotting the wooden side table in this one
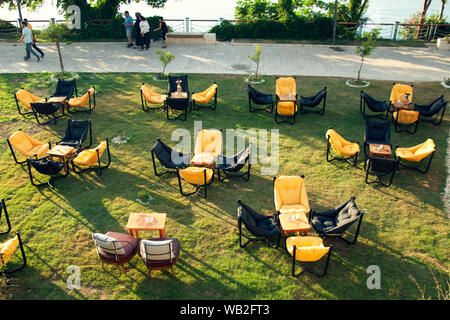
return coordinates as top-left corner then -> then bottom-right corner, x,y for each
48,96 -> 68,112
126,213 -> 167,239
171,92 -> 188,99
279,213 -> 310,236
393,102 -> 412,112
47,145 -> 75,173
369,144 -> 392,159
278,94 -> 296,102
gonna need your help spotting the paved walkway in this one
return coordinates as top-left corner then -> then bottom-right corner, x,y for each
0,41 -> 449,81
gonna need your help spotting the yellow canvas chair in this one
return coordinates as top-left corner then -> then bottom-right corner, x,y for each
326,128 -> 360,165
395,138 -> 436,174
68,86 -> 96,114
286,236 -> 333,277
14,89 -> 46,116
392,109 -> 420,134
7,130 -> 50,165
273,175 -> 310,216
389,83 -> 413,111
0,231 -> 27,275
275,77 -> 297,124
71,139 -> 111,176
192,82 -> 218,111
140,83 -> 167,112
191,129 -> 223,167
177,167 -> 214,198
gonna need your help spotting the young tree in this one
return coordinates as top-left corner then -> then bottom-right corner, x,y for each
156,49 -> 175,77
248,45 -> 262,81
417,0 -> 433,38
41,22 -> 70,77
355,28 -> 379,83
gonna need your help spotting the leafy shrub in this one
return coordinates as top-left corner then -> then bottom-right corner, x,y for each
210,20 -> 236,41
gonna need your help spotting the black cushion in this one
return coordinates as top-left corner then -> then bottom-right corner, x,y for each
414,96 -> 446,117
362,92 -> 388,112
248,85 -> 273,105
29,159 -> 65,176
312,198 -> 361,235
30,102 -> 61,115
152,139 -> 190,169
237,201 -> 280,237
300,87 -> 326,107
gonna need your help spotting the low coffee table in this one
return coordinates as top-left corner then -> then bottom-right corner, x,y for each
126,212 -> 167,239
393,102 -> 412,112
278,94 -> 296,102
369,144 -> 392,159
191,152 -> 216,168
47,145 -> 75,173
170,92 -> 188,99
48,96 -> 68,112
279,213 -> 310,236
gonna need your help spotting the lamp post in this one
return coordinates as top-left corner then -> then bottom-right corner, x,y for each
332,0 -> 338,45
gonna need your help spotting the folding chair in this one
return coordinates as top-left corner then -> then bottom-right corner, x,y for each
216,145 -> 252,181
27,158 -> 69,188
0,231 -> 27,275
360,90 -> 389,120
177,167 -> 214,198
166,75 -> 190,121
275,76 -> 297,125
414,95 -> 447,126
364,156 -> 399,187
52,79 -> 78,99
299,87 -> 327,115
58,119 -> 92,149
326,128 -> 360,166
247,85 -> 273,113
7,130 -> 50,165
273,175 -> 310,216
67,86 -> 96,114
71,139 -> 111,176
30,102 -> 65,125
389,82 -> 413,112
151,138 -> 190,177
0,199 -> 12,236
364,119 -> 391,156
395,138 -> 436,174
140,83 -> 167,112
192,82 -> 218,111
14,88 -> 45,116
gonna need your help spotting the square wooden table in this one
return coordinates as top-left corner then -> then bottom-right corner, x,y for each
369,144 -> 392,159
278,94 -> 296,102
279,212 -> 310,236
48,96 -> 68,111
47,145 -> 75,173
170,92 -> 188,99
126,212 -> 166,239
191,152 -> 216,168
393,102 -> 412,112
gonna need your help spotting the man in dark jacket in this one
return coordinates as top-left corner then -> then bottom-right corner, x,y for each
133,12 -> 142,49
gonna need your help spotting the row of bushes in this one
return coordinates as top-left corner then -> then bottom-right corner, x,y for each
210,17 -> 342,41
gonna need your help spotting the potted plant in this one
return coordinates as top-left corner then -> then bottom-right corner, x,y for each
246,46 -> 265,84
137,191 -> 152,205
441,77 -> 450,89
346,28 -> 380,88
154,50 -> 175,81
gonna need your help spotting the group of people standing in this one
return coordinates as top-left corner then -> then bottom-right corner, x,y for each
19,19 -> 45,62
123,11 -> 168,51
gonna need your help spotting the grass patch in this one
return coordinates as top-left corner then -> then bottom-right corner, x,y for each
0,73 -> 448,300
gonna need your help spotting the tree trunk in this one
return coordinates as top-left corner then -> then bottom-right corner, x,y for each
417,0 -> 433,39
357,56 -> 364,82
438,0 -> 446,20
55,37 -> 65,77
255,61 -> 259,81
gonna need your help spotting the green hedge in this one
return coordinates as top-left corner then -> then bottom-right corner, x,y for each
210,17 -> 337,41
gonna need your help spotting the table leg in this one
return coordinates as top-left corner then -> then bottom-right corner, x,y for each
160,228 -> 166,238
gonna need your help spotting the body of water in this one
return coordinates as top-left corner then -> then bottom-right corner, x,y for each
0,0 -> 448,32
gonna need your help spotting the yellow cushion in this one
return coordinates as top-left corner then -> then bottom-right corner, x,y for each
15,89 -> 45,110
274,176 -> 309,213
277,101 -> 297,115
279,204 -> 309,215
141,84 -> 167,105
286,236 -> 330,262
326,129 -> 359,157
73,141 -> 107,167
194,129 -> 222,157
179,167 -> 213,185
276,77 -> 296,97
390,84 -> 413,104
68,88 -> 95,108
0,236 -> 19,265
192,84 -> 217,104
393,110 -> 419,124
396,138 -> 436,162
9,131 -> 48,158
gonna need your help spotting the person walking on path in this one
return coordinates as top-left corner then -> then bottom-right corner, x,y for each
154,17 -> 168,48
133,12 -> 142,49
24,19 -> 44,58
19,21 -> 40,62
123,11 -> 134,48
139,16 -> 151,51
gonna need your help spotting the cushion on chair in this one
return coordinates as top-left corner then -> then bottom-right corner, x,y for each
194,129 -> 222,157
395,138 -> 435,162
286,236 -> 330,262
179,167 -> 213,185
393,110 -> 419,124
277,101 -> 296,115
274,176 -> 309,213
15,89 -> 45,110
276,77 -> 296,97
140,238 -> 180,268
9,131 -> 49,158
237,201 -> 281,237
0,236 -> 19,265
68,88 -> 95,108
279,204 -> 309,215
73,141 -> 107,167
94,232 -> 139,263
390,83 -> 413,104
326,129 -> 359,157
141,84 -> 167,105
192,84 -> 217,104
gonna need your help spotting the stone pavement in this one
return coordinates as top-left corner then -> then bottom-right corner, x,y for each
0,41 -> 449,81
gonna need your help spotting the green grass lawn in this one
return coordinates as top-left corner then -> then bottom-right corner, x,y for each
0,73 -> 448,300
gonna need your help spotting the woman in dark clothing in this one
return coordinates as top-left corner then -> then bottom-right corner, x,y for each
133,12 -> 142,49
154,16 -> 168,48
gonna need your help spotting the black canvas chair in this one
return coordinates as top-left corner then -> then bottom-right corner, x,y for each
237,200 -> 281,249
364,119 -> 391,156
52,79 -> 77,99
247,85 -> 274,113
216,145 -> 252,182
365,156 -> 399,187
0,198 -> 12,236
166,75 -> 190,121
58,119 -> 92,149
360,91 -> 389,120
151,139 -> 190,177
299,87 -> 327,115
27,158 -> 69,188
30,102 -> 65,125
0,231 -> 27,275
309,197 -> 363,245
414,95 -> 447,126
